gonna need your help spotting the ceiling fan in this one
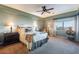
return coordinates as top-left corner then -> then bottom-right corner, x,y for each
37,6 -> 54,15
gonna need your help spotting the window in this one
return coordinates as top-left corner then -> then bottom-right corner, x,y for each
64,20 -> 75,31
56,21 -> 64,30
55,17 -> 75,36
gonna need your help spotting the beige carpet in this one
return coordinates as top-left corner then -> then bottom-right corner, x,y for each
29,37 -> 79,54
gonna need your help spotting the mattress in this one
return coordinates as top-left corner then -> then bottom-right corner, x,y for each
33,32 -> 48,42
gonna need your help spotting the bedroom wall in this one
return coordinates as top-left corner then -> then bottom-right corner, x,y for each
1,5 -> 79,41
37,18 -> 46,31
42,18 -> 55,36
44,10 -> 79,41
0,5 -> 41,33
37,17 -> 55,36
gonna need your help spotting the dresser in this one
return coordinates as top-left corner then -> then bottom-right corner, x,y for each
0,32 -> 19,46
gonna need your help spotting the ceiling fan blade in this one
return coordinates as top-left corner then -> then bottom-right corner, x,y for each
41,11 -> 44,15
46,11 -> 51,13
36,10 -> 42,12
42,6 -> 46,8
47,8 -> 54,11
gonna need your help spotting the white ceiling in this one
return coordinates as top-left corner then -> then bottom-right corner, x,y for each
4,4 -> 79,18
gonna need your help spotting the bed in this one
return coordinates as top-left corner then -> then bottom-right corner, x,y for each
30,31 -> 48,50
17,27 -> 48,51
